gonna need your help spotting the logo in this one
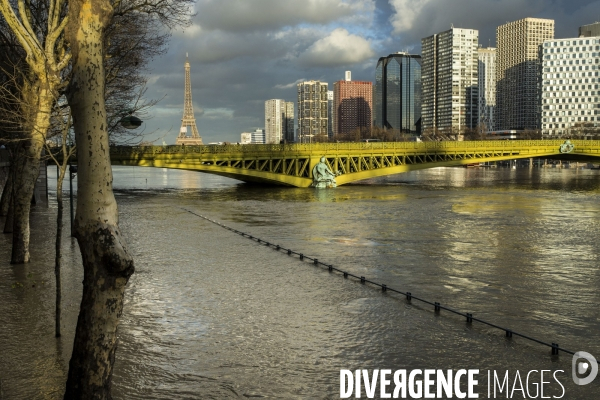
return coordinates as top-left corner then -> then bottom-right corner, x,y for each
572,351 -> 598,386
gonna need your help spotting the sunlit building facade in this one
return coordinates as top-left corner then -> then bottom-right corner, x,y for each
540,36 -> 600,136
421,28 -> 479,132
333,71 -> 373,136
374,53 -> 422,134
251,128 -> 265,144
478,47 -> 496,131
265,99 -> 294,144
496,17 -> 554,130
327,90 -> 334,139
297,80 -> 328,142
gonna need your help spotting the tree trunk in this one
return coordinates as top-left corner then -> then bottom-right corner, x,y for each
10,137 -> 44,264
0,171 -> 13,216
3,185 -> 14,233
64,0 -> 134,397
55,166 -> 65,337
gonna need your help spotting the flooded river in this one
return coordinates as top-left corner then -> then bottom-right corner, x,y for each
0,166 -> 599,398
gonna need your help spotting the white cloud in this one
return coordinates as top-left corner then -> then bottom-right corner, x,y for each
298,28 -> 375,67
274,79 -> 308,89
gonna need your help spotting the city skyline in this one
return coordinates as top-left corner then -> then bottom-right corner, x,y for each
138,0 -> 599,144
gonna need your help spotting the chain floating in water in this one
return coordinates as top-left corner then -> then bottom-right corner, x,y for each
183,208 -> 596,363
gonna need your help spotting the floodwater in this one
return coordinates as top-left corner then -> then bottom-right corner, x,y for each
0,165 -> 599,399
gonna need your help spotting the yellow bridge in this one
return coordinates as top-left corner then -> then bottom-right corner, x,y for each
108,140 -> 600,187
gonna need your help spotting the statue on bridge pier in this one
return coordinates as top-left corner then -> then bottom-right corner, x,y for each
312,156 -> 341,188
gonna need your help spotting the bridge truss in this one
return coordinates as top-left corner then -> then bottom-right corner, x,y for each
107,140 -> 600,187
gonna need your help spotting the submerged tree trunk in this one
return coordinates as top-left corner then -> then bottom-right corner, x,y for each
0,171 -> 13,216
55,167 -> 65,337
3,190 -> 14,234
64,0 -> 134,397
11,135 -> 45,263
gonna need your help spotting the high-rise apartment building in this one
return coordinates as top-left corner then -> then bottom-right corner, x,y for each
327,91 -> 334,139
421,28 -> 479,132
333,71 -> 373,136
374,53 -> 422,133
297,80 -> 328,142
496,17 -> 554,130
540,36 -> 600,136
579,22 -> 600,37
265,99 -> 294,144
478,47 -> 496,131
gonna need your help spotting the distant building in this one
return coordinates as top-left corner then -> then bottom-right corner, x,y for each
374,53 -> 422,134
496,17 -> 554,130
265,99 -> 294,144
284,102 -> 295,143
333,71 -> 373,136
540,36 -> 600,136
478,47 -> 496,131
240,132 -> 252,144
579,22 -> 600,37
251,128 -> 265,144
327,90 -> 334,139
421,28 -> 479,132
297,80 -> 328,142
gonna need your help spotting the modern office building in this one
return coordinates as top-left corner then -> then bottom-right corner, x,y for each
374,53 -> 422,134
579,22 -> 600,37
333,71 -> 373,137
540,36 -> 600,136
297,80 -> 328,142
327,90 -> 334,139
265,99 -> 294,144
496,17 -> 554,130
478,47 -> 496,131
284,102 -> 295,143
251,128 -> 265,144
421,28 -> 479,132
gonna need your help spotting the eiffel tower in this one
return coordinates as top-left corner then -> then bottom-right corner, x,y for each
176,53 -> 203,145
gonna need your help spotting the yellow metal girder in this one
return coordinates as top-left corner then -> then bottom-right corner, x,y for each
98,140 -> 600,187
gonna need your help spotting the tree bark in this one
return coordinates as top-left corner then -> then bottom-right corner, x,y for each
0,170 -> 13,216
63,0 -> 134,397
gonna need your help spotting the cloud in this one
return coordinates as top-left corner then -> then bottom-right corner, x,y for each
387,0 -> 600,47
298,28 -> 375,67
195,0 -> 373,32
274,79 -> 308,89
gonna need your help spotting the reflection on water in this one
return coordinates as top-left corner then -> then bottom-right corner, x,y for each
1,166 -> 599,398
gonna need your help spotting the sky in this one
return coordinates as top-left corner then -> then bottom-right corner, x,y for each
137,0 -> 600,145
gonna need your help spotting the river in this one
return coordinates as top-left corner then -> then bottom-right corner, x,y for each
0,165 -> 599,399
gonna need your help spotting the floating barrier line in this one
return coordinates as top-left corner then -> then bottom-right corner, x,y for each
183,208 -> 597,363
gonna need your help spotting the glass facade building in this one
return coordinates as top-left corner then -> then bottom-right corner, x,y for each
374,53 -> 422,134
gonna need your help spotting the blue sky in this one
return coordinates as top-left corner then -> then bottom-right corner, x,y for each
137,0 -> 600,144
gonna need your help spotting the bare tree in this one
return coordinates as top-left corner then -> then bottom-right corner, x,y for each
0,0 -> 70,263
